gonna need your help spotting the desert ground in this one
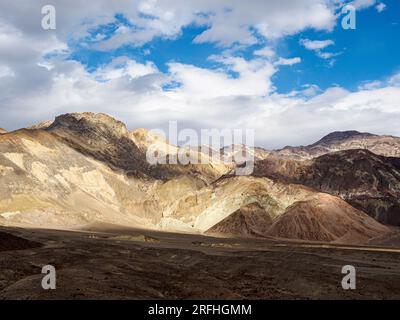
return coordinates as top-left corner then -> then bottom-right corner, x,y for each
1,223 -> 399,300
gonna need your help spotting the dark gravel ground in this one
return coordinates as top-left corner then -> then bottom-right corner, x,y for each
0,225 -> 399,300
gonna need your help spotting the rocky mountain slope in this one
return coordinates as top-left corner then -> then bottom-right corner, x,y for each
201,177 -> 389,243
0,113 -> 396,244
273,130 -> 400,160
254,149 -> 400,226
0,113 -> 230,230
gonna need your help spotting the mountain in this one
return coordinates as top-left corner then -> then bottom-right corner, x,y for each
204,185 -> 390,244
47,112 -> 152,177
0,112 -> 395,244
130,126 -> 230,182
0,113 -> 222,229
273,130 -> 400,160
0,128 -> 6,134
254,149 -> 400,226
0,127 -> 157,229
220,144 -> 270,162
170,176 -> 390,244
267,194 -> 389,243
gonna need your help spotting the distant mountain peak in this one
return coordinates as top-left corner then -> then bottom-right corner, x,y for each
275,129 -> 400,160
316,130 -> 375,145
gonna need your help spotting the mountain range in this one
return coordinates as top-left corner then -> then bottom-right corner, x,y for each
0,112 -> 399,245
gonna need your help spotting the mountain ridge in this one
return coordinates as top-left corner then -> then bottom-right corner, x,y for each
0,112 -> 398,245
254,149 -> 400,226
273,130 -> 400,160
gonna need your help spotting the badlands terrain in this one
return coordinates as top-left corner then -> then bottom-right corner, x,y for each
0,112 -> 400,299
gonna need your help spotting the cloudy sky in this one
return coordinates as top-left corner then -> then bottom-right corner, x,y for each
0,0 -> 399,148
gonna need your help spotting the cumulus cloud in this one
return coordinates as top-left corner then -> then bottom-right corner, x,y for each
0,0 -> 339,50
0,0 -> 398,149
2,51 -> 400,148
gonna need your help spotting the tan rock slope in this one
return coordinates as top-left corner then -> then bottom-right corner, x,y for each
0,113 -> 227,230
0,112 -> 395,245
0,128 -> 155,229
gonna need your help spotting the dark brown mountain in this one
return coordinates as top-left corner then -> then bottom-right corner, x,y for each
254,149 -> 400,226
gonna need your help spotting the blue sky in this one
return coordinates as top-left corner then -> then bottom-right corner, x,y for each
274,1 -> 400,92
69,0 -> 400,94
0,0 -> 399,148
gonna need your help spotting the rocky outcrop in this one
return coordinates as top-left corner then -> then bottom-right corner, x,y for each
47,113 -> 152,177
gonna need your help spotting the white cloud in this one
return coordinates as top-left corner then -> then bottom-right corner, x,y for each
0,0 -> 338,51
358,73 -> 400,90
300,38 -> 341,61
352,0 -> 377,9
168,56 -> 276,99
94,57 -> 160,81
358,80 -> 383,90
254,46 -> 275,58
2,51 -> 400,149
275,57 -> 302,66
300,39 -> 334,50
376,2 -> 387,12
288,84 -> 322,98
316,51 -> 342,59
389,73 -> 400,86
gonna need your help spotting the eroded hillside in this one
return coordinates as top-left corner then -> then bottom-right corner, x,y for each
0,113 -> 397,245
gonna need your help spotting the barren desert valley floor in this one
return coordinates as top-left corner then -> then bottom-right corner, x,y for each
1,224 -> 400,300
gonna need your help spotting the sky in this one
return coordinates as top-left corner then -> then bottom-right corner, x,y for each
0,0 -> 399,148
